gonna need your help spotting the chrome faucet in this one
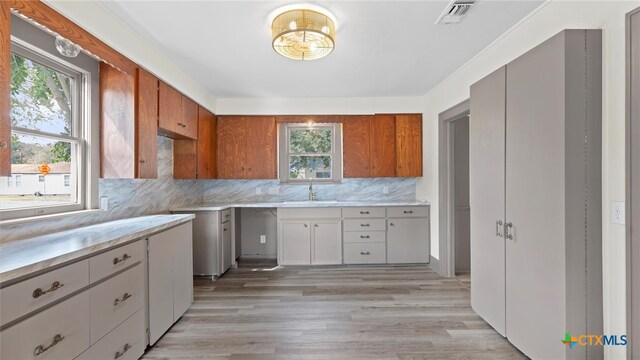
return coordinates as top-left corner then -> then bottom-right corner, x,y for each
308,180 -> 317,201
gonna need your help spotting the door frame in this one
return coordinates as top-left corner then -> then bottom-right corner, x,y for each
437,99 -> 470,278
626,7 -> 639,359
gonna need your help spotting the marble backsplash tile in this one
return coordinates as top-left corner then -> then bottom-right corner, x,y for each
3,136 -> 416,243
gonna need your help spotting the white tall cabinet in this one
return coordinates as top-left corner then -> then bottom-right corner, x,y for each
470,30 -> 602,360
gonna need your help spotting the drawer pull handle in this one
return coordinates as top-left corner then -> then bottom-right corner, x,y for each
360,251 -> 371,255
33,334 -> 64,356
113,292 -> 132,307
114,343 -> 131,359
113,253 -> 131,265
359,211 -> 370,214
403,210 -> 414,214
32,281 -> 64,299
360,235 -> 370,239
360,224 -> 370,227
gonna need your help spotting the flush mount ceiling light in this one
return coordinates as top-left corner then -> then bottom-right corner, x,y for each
271,7 -> 335,61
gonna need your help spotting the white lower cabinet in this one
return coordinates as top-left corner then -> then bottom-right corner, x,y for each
1,292 -> 90,360
148,222 -> 193,345
387,216 -> 430,264
277,208 -> 342,265
77,309 -> 145,360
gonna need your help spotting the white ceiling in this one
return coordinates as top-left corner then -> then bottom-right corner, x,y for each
100,1 -> 542,98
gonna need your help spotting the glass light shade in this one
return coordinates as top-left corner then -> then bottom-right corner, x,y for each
272,9 -> 335,61
55,35 -> 80,58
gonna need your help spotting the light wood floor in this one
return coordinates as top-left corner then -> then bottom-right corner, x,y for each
142,260 -> 526,360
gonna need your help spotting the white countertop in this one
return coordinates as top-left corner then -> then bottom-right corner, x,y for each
171,200 -> 430,212
0,214 -> 195,285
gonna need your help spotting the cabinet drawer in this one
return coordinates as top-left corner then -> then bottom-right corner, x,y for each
90,264 -> 144,344
387,206 -> 429,218
343,218 -> 386,232
89,241 -> 145,283
76,308 -> 145,360
343,231 -> 386,243
277,207 -> 341,219
343,243 -> 386,264
0,292 -> 90,360
0,260 -> 89,327
221,209 -> 232,223
342,207 -> 385,218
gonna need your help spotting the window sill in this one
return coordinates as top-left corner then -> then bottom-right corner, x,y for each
0,209 -> 103,227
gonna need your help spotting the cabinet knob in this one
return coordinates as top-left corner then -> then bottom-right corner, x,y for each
314,224 -> 319,227
303,224 -> 308,228
389,223 -> 395,227
139,159 -> 146,164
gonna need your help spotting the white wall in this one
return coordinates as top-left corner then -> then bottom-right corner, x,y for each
42,0 -> 217,113
416,1 -> 636,358
216,96 -> 424,115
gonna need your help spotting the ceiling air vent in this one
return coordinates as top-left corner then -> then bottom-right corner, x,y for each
435,0 -> 476,25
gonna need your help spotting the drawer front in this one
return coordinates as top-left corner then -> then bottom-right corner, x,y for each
76,309 -> 145,360
343,243 -> 386,264
0,291 -> 90,360
343,231 -> 386,243
386,206 -> 430,218
0,260 -> 89,327
90,264 -> 144,344
342,207 -> 385,218
89,241 -> 145,283
221,209 -> 232,223
343,218 -> 386,232
277,207 -> 341,219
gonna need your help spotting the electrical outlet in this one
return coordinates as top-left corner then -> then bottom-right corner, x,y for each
268,187 -> 279,195
100,196 -> 109,211
260,235 -> 266,244
256,187 -> 262,195
383,186 -> 389,194
611,202 -> 625,225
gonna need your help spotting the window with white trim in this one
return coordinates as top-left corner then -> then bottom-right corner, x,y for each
0,15 -> 98,221
279,123 -> 342,183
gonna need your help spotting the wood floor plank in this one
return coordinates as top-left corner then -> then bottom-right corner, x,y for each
142,262 -> 526,359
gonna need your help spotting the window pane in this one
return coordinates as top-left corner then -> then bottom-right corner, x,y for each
0,133 -> 77,210
289,128 -> 332,154
10,53 -> 73,136
289,155 -> 332,180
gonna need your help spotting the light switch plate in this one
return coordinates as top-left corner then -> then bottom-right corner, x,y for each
100,196 -> 109,211
611,201 -> 625,225
256,187 -> 262,195
383,186 -> 389,194
260,235 -> 266,244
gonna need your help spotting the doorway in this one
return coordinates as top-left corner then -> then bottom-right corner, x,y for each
438,100 -> 470,278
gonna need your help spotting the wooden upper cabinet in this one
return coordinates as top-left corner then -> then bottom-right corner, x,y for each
136,68 -> 158,179
100,65 -> 159,179
0,1 -> 10,176
395,114 -> 423,177
217,116 -> 277,179
217,116 -> 247,179
370,114 -> 396,177
100,63 -> 135,178
343,116 -> 371,178
246,116 -> 277,179
158,82 -> 197,140
197,108 -> 216,179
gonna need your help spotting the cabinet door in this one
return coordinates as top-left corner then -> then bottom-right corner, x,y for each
343,115 -> 371,178
136,68 -> 158,179
173,139 -> 197,179
395,114 -> 422,177
147,233 -> 173,345
370,114 -> 396,177
197,108 -> 216,179
386,218 -> 429,263
172,223 -> 193,321
311,220 -> 342,265
469,66 -> 506,336
246,116 -> 277,179
217,116 -> 247,179
280,221 -> 311,265
100,63 -> 135,178
158,81 -> 182,135
181,96 -> 198,139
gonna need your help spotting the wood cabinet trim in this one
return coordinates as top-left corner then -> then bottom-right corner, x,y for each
0,1 -> 10,176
